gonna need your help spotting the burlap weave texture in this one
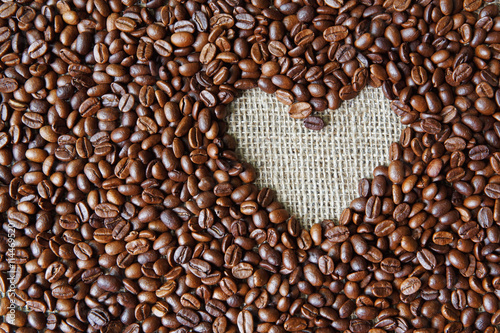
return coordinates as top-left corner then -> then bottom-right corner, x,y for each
227,87 -> 404,227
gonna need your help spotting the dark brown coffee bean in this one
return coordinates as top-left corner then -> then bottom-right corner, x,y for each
237,310 -> 254,333
284,317 -> 307,331
393,0 -> 411,11
176,308 -> 200,328
318,255 -> 334,275
324,26 -> 349,42
88,308 -> 110,329
335,45 -> 356,63
52,285 -> 76,299
400,277 -> 421,295
417,249 -> 437,270
294,29 -> 315,46
268,41 -> 287,57
432,231 -> 454,245
325,225 -> 350,243
95,203 -> 119,218
371,281 -> 393,298
303,116 -> 325,130
74,242 -> 93,261
0,78 -> 18,93
8,211 -> 29,229
126,239 -> 149,255
115,17 -> 137,32
28,40 -> 48,59
380,258 -> 401,274
235,13 -> 255,30
232,262 -> 253,279
485,183 -> 500,199
97,275 -> 121,292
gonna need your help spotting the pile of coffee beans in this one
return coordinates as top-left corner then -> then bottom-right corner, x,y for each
3,0 -> 500,332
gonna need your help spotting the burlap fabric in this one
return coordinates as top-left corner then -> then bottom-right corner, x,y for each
227,87 -> 404,227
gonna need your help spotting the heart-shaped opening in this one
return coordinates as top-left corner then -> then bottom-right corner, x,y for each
228,87 -> 403,225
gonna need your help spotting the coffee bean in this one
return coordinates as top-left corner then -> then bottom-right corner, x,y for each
485,183 -> 500,199
268,41 -> 287,57
0,78 -> 18,93
8,211 -> 29,229
303,116 -> 325,130
88,308 -> 110,329
95,203 -> 119,218
28,40 -> 48,59
324,26 -> 349,42
336,45 -> 356,63
284,317 -> 307,331
432,231 -> 454,245
74,242 -> 93,260
294,29 -> 315,46
288,102 -> 312,119
237,310 -> 254,333
97,275 -> 121,293
210,13 -> 235,29
235,13 -> 255,30
176,308 -> 200,328
400,277 -> 421,295
325,0 -> 343,8
0,2 -> 17,19
380,258 -> 401,274
115,17 -> 137,32
371,281 -> 393,298
156,281 -> 176,298
275,89 -> 294,105
393,0 -> 411,11
303,263 -> 324,287
250,42 -> 268,64
421,118 -> 441,134
417,249 -> 437,270
125,238 -> 149,255
206,299 -> 226,317
52,284 -> 76,299
325,225 -> 350,242
232,262 -> 253,279
318,255 -> 334,275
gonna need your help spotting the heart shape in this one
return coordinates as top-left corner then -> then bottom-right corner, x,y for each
228,87 -> 402,223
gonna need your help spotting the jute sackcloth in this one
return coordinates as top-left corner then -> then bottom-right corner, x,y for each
227,87 -> 404,228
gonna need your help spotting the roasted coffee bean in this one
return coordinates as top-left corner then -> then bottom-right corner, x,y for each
237,310 -> 254,333
74,242 -> 93,260
126,239 -> 149,255
371,281 -> 393,298
232,262 -> 253,279
318,255 -> 334,275
95,203 -> 119,218
0,78 -> 18,93
303,116 -> 325,130
115,17 -> 137,32
417,249 -> 437,270
88,308 -> 110,329
324,26 -> 349,42
401,277 -> 421,295
176,308 -> 200,328
289,102 -> 312,119
325,225 -> 349,242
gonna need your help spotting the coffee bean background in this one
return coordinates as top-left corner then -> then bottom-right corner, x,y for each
2,0 -> 500,333
228,87 -> 402,224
